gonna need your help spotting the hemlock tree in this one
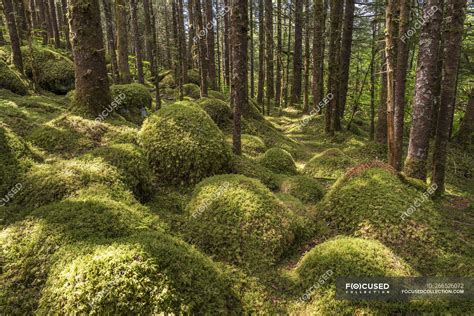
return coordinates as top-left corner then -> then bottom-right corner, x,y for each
68,0 -> 112,116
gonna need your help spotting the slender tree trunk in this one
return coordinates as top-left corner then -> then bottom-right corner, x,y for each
37,0 -> 49,45
2,0 -> 23,72
143,0 -> 155,77
223,0 -> 230,86
284,1 -> 292,107
369,20 -> 377,141
163,2 -> 172,69
275,0 -> 282,107
194,0 -> 209,97
457,88 -> 474,145
15,0 -> 27,41
432,0 -> 467,195
149,0 -> 161,108
101,0 -> 119,82
265,0 -> 274,114
205,0 -> 217,90
290,0 -> 303,107
0,15 -> 6,46
339,0 -> 355,119
29,0 -> 38,30
312,0 -> 325,114
404,0 -> 442,180
375,50 -> 388,144
303,0 -> 311,113
178,0 -> 188,90
69,0 -> 112,116
231,0 -> 248,154
116,0 -> 131,83
250,0 -> 255,97
60,0 -> 71,50
257,0 -> 265,107
130,0 -> 144,84
48,0 -> 60,48
44,0 -> 54,44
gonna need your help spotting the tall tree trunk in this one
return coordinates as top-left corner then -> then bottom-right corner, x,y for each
178,0 -> 188,90
432,0 -> 467,195
101,0 -> 119,82
205,0 -> 217,89
284,3 -> 292,107
216,0 -> 221,88
163,2 -> 172,69
275,0 -> 282,107
303,0 -> 311,113
392,0 -> 411,170
231,0 -> 248,154
404,0 -> 442,180
312,0 -> 325,114
15,0 -> 27,41
0,15 -> 6,46
375,50 -> 388,144
60,0 -> 71,50
2,0 -> 23,72
69,0 -> 112,116
290,0 -> 303,107
37,0 -> 48,45
257,0 -> 265,107
194,0 -> 209,97
48,0 -> 60,48
223,0 -> 230,86
188,0 -> 195,70
149,0 -> 161,108
265,0 -> 274,114
250,0 -> 255,97
130,0 -> 144,84
457,88 -> 474,145
29,0 -> 38,30
369,20 -> 377,141
143,0 -> 155,77
339,0 -> 355,119
44,0 -> 54,44
116,0 -> 131,83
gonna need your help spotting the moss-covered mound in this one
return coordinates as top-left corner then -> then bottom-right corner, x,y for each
259,147 -> 297,175
197,97 -> 231,127
22,46 -> 75,94
230,154 -> 280,190
280,175 -> 324,203
303,148 -> 354,178
208,90 -> 228,101
319,165 -> 441,271
139,102 -> 231,185
0,60 -> 28,95
182,83 -> 201,99
160,69 -> 203,88
186,175 -> 295,270
110,83 -> 151,125
80,144 -> 154,202
241,134 -> 266,157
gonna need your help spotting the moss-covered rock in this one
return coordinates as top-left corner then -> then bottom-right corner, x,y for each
0,60 -> 28,95
197,97 -> 231,127
241,134 -> 266,157
303,148 -> 354,178
139,102 -> 231,185
110,83 -> 151,125
22,46 -> 75,94
182,83 -> 201,99
229,154 -> 280,190
186,174 -> 295,270
280,175 -> 324,203
259,147 -> 297,175
80,144 -> 154,202
208,89 -> 228,101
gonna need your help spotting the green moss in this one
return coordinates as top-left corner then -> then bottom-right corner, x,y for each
229,154 -> 280,190
110,83 -> 152,125
182,83 -> 201,99
259,147 -> 297,175
303,148 -> 354,179
241,134 -> 266,157
319,166 -> 442,272
208,90 -> 228,101
21,46 -> 75,94
0,60 -> 28,95
139,102 -> 231,185
197,97 -> 231,127
280,175 -> 324,203
186,174 -> 296,271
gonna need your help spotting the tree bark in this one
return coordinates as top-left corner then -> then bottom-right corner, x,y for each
223,0 -> 230,86
290,0 -> 303,107
36,0 -> 49,45
457,88 -> 474,145
404,0 -> 443,180
116,0 -> 131,83
432,0 -> 467,195
250,0 -> 255,97
303,0 -> 311,113
312,0 -> 325,114
205,0 -> 217,89
194,0 -> 209,97
339,0 -> 355,119
48,0 -> 60,48
375,50 -> 388,144
369,19 -> 377,141
60,0 -> 71,50
130,0 -> 144,84
0,14 -> 6,46
231,0 -> 248,154
102,0 -> 119,82
148,0 -> 161,108
2,0 -> 23,72
257,0 -> 265,107
265,0 -> 274,114
275,0 -> 282,107
69,0 -> 112,116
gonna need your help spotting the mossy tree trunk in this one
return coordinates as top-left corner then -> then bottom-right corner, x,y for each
257,0 -> 265,107
116,0 -> 131,83
250,0 -> 255,97
205,0 -> 216,90
0,15 -> 6,46
223,0 -> 230,87
130,0 -> 144,84
48,0 -> 60,48
457,88 -> 474,145
404,0 -> 443,180
290,0 -> 303,107
265,0 -> 274,114
312,0 -> 325,114
231,0 -> 248,155
303,0 -> 311,114
2,0 -> 23,72
101,0 -> 119,82
148,0 -> 161,108
339,0 -> 355,119
68,0 -> 112,117
375,50 -> 388,145
178,0 -> 188,87
194,0 -> 208,97
432,0 -> 468,195
275,0 -> 282,107
60,0 -> 71,50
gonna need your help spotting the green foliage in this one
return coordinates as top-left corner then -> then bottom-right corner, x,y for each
280,175 -> 324,203
21,46 -> 75,94
304,148 -> 354,178
139,102 -> 231,185
229,154 -> 280,190
110,83 -> 152,125
182,83 -> 201,99
197,97 -> 231,127
0,60 -> 28,95
259,147 -> 297,175
80,144 -> 154,202
186,174 -> 296,271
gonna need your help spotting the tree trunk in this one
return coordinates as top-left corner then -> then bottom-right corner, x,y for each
303,0 -> 311,113
223,0 -> 230,86
36,0 -> 49,45
290,0 -> 303,107
231,0 -> 248,154
116,0 -> 131,83
130,0 -> 144,84
275,0 -> 282,107
249,0 -> 255,97
148,0 -> 161,108
188,0 -> 195,70
339,0 -> 355,119
404,0 -> 442,180
44,0 -> 54,43
205,0 -> 217,90
29,0 -> 38,30
48,0 -> 60,48
369,20 -> 376,141
194,0 -> 209,97
284,3 -> 292,107
432,0 -> 467,195
0,15 -> 6,46
375,50 -> 388,144
312,0 -> 325,114
101,0 -> 119,82
265,0 -> 274,114
60,0 -> 71,50
2,0 -> 23,72
143,0 -> 154,77
257,0 -> 265,107
163,2 -> 172,69
457,88 -> 474,145
69,0 -> 112,116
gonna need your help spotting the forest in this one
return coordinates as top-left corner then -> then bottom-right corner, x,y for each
0,0 -> 473,314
